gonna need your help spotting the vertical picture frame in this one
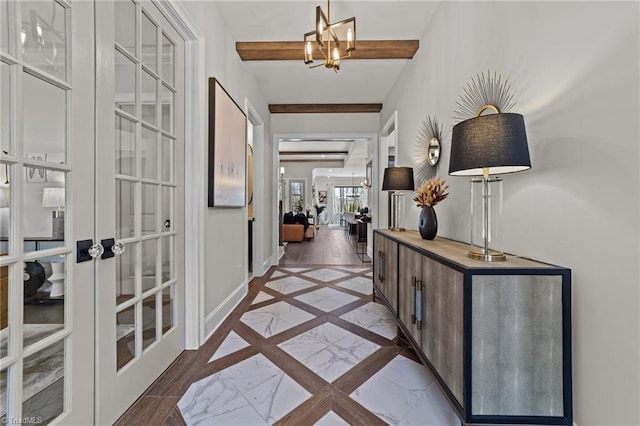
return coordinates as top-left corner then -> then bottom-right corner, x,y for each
208,78 -> 247,207
318,190 -> 327,204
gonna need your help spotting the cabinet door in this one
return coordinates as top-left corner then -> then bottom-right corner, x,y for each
421,256 -> 464,405
382,237 -> 398,315
373,233 -> 398,315
398,245 -> 422,345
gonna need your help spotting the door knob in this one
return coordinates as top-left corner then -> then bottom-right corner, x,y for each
111,242 -> 126,255
88,243 -> 104,259
100,238 -> 125,259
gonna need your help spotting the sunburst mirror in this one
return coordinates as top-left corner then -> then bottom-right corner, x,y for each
453,70 -> 515,122
414,115 -> 443,185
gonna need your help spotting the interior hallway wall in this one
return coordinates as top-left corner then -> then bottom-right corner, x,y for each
180,1 -> 273,338
381,2 -> 639,424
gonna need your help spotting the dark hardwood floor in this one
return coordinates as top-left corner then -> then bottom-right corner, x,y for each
114,228 -> 446,426
280,225 -> 371,265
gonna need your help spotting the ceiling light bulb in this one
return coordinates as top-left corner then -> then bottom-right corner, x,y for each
332,47 -> 339,61
347,28 -> 354,50
36,22 -> 42,37
304,41 -> 313,63
20,29 -> 26,45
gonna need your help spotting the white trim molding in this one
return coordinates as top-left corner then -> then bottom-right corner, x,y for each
203,281 -> 248,342
245,98 -> 267,277
153,0 -> 205,350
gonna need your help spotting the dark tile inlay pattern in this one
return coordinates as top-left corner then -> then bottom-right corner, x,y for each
118,262 -> 459,425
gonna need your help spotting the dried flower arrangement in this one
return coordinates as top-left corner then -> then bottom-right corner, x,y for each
413,177 -> 449,207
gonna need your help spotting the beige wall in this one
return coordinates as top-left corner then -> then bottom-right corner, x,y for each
181,1 -> 273,337
382,2 -> 639,424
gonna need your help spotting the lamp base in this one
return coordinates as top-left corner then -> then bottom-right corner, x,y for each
52,211 -> 64,240
389,227 -> 406,232
468,248 -> 506,262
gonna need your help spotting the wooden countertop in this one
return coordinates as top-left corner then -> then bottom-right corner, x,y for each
375,229 -> 564,270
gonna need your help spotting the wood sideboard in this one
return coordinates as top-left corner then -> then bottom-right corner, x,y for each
373,229 -> 572,425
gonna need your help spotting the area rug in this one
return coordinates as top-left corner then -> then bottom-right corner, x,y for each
0,324 -> 64,417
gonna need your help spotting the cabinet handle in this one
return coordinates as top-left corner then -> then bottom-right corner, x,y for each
411,276 -> 417,324
416,280 -> 423,330
377,250 -> 382,281
379,251 -> 385,283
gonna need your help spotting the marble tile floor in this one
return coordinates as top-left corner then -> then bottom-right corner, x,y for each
117,265 -> 461,426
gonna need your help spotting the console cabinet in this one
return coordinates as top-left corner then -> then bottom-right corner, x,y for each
374,230 -> 572,425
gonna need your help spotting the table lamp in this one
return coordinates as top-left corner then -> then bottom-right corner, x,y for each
449,108 -> 531,261
42,187 -> 65,239
382,167 -> 415,232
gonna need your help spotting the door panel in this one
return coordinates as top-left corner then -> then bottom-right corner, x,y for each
398,245 -> 421,345
95,1 -> 185,423
0,0 -> 95,423
421,257 -> 464,405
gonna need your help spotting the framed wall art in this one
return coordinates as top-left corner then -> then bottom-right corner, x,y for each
208,78 -> 247,207
318,190 -> 327,204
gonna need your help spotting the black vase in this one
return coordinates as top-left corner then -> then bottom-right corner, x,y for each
418,206 -> 437,240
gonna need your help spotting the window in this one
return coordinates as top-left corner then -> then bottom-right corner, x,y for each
333,186 -> 365,213
289,180 -> 304,212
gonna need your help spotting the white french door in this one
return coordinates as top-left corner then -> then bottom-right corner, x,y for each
1,0 -> 95,424
1,0 -> 185,424
94,1 -> 185,424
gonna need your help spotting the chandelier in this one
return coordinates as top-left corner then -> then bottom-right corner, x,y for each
303,0 -> 356,73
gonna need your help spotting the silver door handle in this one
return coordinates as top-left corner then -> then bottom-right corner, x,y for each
411,276 -> 417,324
88,243 -> 105,259
111,242 -> 126,255
416,280 -> 423,331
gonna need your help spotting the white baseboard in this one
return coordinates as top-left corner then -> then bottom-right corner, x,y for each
202,281 -> 247,343
258,256 -> 272,276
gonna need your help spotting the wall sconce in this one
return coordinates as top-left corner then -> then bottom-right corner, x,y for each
382,167 -> 415,231
42,187 -> 65,239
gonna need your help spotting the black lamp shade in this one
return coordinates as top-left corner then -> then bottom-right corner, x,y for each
382,167 -> 415,191
449,113 -> 531,176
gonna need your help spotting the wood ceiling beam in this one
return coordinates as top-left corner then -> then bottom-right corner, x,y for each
236,40 -> 419,61
269,103 -> 382,114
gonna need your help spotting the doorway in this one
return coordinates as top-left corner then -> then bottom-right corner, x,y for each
245,99 -> 264,278
379,112 -> 398,230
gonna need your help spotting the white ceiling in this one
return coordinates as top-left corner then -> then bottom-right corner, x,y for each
214,1 -> 440,104
215,1 -> 439,169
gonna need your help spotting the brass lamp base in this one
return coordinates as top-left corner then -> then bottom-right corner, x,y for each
389,227 -> 406,232
468,249 -> 506,262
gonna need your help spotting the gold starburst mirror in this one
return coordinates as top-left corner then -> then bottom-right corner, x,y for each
414,115 -> 443,184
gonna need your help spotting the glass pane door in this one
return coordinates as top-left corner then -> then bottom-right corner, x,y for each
95,1 -> 184,423
1,0 -> 95,423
